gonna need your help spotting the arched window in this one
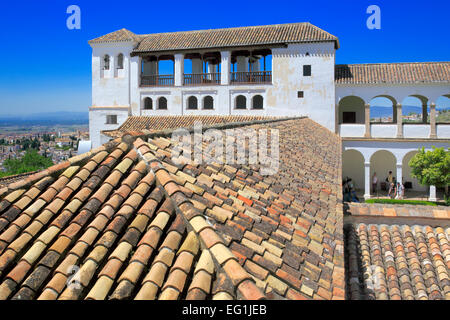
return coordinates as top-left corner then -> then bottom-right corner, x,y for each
158,97 -> 167,110
252,95 -> 263,109
235,95 -> 247,109
370,96 -> 396,123
187,96 -> 198,110
203,96 -> 214,110
144,97 -> 153,110
117,53 -> 124,69
103,55 -> 110,70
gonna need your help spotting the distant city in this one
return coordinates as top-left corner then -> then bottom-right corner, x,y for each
370,106 -> 449,123
0,112 -> 89,178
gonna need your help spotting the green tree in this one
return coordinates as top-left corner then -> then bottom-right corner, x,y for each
409,146 -> 450,197
0,149 -> 53,178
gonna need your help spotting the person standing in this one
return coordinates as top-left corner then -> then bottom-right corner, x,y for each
387,171 -> 394,197
395,181 -> 404,199
372,172 -> 378,195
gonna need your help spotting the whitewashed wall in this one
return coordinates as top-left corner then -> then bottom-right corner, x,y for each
91,42 -> 136,107
339,124 -> 365,137
89,107 -> 129,148
265,42 -> 336,131
127,42 -> 336,129
135,86 -> 271,117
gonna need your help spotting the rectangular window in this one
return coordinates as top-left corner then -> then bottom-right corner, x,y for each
106,115 -> 118,124
297,91 -> 304,98
343,112 -> 356,124
303,65 -> 311,76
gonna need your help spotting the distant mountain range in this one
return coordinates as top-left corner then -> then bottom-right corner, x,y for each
0,107 -> 445,125
0,112 -> 88,126
370,105 -> 447,118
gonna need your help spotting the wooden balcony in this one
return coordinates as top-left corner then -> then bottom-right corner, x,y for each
184,73 -> 221,85
141,74 -> 174,87
230,71 -> 272,84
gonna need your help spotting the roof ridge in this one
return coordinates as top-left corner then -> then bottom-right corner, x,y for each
133,137 -> 266,300
115,22 -> 338,51
133,22 -> 312,38
336,61 -> 450,66
89,28 -> 140,44
103,116 -> 302,139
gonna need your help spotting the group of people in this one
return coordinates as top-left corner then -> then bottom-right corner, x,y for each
372,171 -> 405,199
343,177 -> 360,202
343,170 -> 405,203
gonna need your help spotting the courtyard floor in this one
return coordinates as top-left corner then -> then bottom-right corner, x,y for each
354,189 -> 446,202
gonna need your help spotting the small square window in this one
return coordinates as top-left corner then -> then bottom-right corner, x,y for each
106,115 -> 118,124
297,91 -> 304,98
303,65 -> 311,76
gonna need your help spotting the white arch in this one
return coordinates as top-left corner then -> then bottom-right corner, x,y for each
342,149 -> 365,190
338,95 -> 366,124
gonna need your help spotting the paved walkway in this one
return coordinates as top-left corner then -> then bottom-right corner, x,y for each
354,189 -> 445,202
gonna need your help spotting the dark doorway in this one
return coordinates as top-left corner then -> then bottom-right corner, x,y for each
343,112 -> 356,124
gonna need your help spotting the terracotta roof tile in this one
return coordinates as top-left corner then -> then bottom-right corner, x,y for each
345,223 -> 450,300
0,117 -> 344,300
102,115 -> 284,138
89,23 -> 338,52
335,62 -> 450,84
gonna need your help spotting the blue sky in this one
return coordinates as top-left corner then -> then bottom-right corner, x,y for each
0,0 -> 449,115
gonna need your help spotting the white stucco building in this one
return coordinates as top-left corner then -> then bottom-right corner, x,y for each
88,23 -> 449,200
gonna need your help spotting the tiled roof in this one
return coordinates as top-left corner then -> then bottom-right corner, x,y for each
88,28 -> 144,44
137,118 -> 344,299
345,223 -> 449,300
89,23 -> 339,52
0,117 -> 344,300
335,62 -> 450,84
0,172 -> 39,188
344,203 -> 450,300
102,115 -> 283,138
0,142 -> 234,300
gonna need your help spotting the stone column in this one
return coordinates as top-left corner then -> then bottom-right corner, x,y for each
129,55 -> 141,115
335,98 -> 340,135
396,163 -> 402,186
430,103 -> 437,138
429,185 -> 437,202
220,51 -> 230,85
396,103 -> 403,138
364,103 -> 371,138
364,162 -> 371,200
174,54 -> 184,86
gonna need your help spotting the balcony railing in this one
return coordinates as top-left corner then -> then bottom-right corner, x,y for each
140,72 -> 272,86
339,123 -> 450,139
230,71 -> 272,84
184,73 -> 221,85
141,74 -> 174,87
